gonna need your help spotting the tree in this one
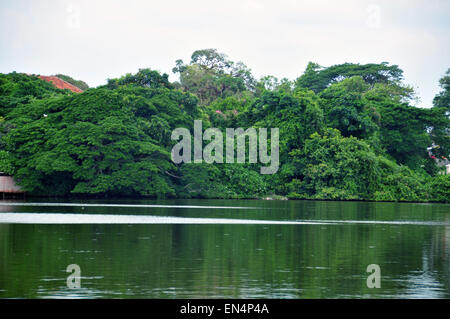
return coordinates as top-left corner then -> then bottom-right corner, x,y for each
433,69 -> 450,110
255,75 -> 294,96
177,163 -> 267,199
106,68 -> 173,90
429,69 -> 450,159
173,49 -> 255,105
287,129 -> 381,200
375,99 -> 436,169
294,62 -> 325,93
0,55 -> 448,202
287,129 -> 428,201
319,76 -> 379,141
296,62 -> 409,97
190,49 -> 232,72
3,70 -> 198,197
0,72 -> 68,117
238,88 -> 325,195
426,175 -> 450,203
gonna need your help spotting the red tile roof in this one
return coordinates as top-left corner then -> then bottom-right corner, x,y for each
38,75 -> 84,93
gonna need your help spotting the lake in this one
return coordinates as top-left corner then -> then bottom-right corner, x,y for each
0,199 -> 448,298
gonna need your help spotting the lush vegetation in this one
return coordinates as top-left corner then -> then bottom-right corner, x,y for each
0,49 -> 449,202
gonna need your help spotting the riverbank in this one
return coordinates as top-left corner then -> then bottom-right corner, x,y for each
2,192 -> 448,204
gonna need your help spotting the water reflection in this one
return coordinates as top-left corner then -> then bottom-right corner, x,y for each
0,200 -> 448,298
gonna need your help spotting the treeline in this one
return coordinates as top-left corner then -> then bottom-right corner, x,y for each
0,49 -> 449,202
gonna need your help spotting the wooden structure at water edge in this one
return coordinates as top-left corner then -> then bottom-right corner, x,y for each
0,173 -> 25,199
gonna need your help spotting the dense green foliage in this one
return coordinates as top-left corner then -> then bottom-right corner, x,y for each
173,49 -> 255,105
433,69 -> 450,110
295,62 -> 410,96
2,73 -> 198,197
0,50 -> 448,202
0,72 -> 68,117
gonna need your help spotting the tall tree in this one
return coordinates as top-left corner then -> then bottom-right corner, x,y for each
295,62 -> 410,99
429,69 -> 450,159
173,49 -> 255,105
3,70 -> 198,197
433,69 -> 450,110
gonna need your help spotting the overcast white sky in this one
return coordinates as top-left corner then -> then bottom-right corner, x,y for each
0,0 -> 448,108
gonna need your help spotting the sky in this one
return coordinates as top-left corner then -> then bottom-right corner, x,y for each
0,0 -> 449,108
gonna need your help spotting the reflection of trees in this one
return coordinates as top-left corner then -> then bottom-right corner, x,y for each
0,201 -> 448,298
397,211 -> 449,298
400,226 -> 449,298
428,223 -> 449,292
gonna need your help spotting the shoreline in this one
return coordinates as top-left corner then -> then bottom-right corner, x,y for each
0,195 -> 448,205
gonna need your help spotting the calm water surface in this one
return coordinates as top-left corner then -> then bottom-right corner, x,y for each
0,199 -> 448,298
